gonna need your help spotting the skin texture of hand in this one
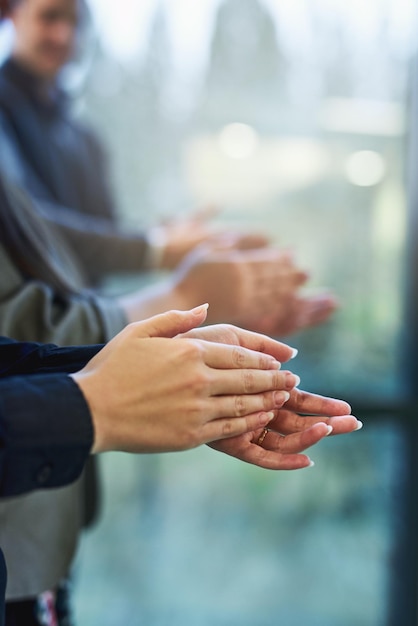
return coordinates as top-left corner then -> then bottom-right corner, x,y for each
179,323 -> 360,470
177,323 -> 298,363
71,307 -> 301,455
209,388 -> 361,470
155,206 -> 269,270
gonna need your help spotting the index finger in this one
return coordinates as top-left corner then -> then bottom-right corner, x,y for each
285,388 -> 352,416
268,409 -> 360,435
191,339 -> 283,371
218,326 -> 298,363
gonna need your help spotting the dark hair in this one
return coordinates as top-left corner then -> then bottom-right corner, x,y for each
0,0 -> 23,19
0,178 -> 76,295
0,0 -> 9,19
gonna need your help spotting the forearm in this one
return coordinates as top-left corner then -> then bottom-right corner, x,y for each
36,202 -> 152,277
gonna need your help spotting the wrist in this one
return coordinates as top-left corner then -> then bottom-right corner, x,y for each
70,372 -> 107,454
145,226 -> 168,270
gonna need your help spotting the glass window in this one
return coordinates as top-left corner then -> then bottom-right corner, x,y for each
71,1 -> 417,624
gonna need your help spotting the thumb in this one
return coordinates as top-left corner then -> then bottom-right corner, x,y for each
132,304 -> 209,339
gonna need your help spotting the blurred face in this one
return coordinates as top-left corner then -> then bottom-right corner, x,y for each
11,0 -> 79,80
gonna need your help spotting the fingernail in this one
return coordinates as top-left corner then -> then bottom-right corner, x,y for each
285,372 -> 299,389
265,411 -> 275,422
355,420 -> 363,431
269,359 -> 281,369
307,459 -> 315,468
325,425 -> 333,436
274,390 -> 290,405
290,348 -> 298,359
192,303 -> 209,316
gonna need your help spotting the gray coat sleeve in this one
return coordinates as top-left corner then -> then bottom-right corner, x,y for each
0,111 -> 154,282
35,202 -> 154,279
0,243 -> 127,345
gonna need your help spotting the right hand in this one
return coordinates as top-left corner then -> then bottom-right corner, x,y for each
71,307 -> 300,455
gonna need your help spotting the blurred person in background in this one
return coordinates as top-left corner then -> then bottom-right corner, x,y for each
0,0 -> 337,335
0,0 -> 271,283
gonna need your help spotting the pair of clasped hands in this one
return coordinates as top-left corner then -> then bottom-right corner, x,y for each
73,304 -> 361,470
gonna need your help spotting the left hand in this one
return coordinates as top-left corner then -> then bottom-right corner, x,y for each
180,323 -> 360,470
209,388 -> 361,470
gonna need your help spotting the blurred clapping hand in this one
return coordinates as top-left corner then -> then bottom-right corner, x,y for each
172,240 -> 337,336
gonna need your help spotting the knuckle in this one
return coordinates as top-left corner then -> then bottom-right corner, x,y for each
258,353 -> 271,369
273,370 -> 286,390
234,394 -> 247,416
221,324 -> 240,344
293,389 -> 308,411
124,322 -> 139,337
182,339 -> 204,360
221,420 -> 236,437
242,369 -> 255,392
256,337 -> 268,354
184,428 -> 201,450
179,410 -> 204,450
294,415 -> 306,430
232,346 -> 246,368
190,369 -> 212,394
277,435 -> 286,452
169,310 -> 184,325
178,431 -> 199,451
263,392 -> 275,410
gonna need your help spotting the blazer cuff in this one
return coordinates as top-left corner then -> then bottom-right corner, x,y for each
0,374 -> 93,497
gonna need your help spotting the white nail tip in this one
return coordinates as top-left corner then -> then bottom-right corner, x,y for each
355,420 -> 363,431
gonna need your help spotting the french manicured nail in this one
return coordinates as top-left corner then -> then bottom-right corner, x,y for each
306,459 -> 315,468
325,425 -> 333,436
192,303 -> 209,315
355,420 -> 363,431
293,374 -> 301,387
290,348 -> 298,359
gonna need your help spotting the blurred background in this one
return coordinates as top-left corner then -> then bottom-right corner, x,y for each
4,0 -> 418,623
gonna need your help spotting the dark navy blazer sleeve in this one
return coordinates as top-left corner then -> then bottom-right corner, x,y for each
0,336 -> 102,497
0,336 -> 101,376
